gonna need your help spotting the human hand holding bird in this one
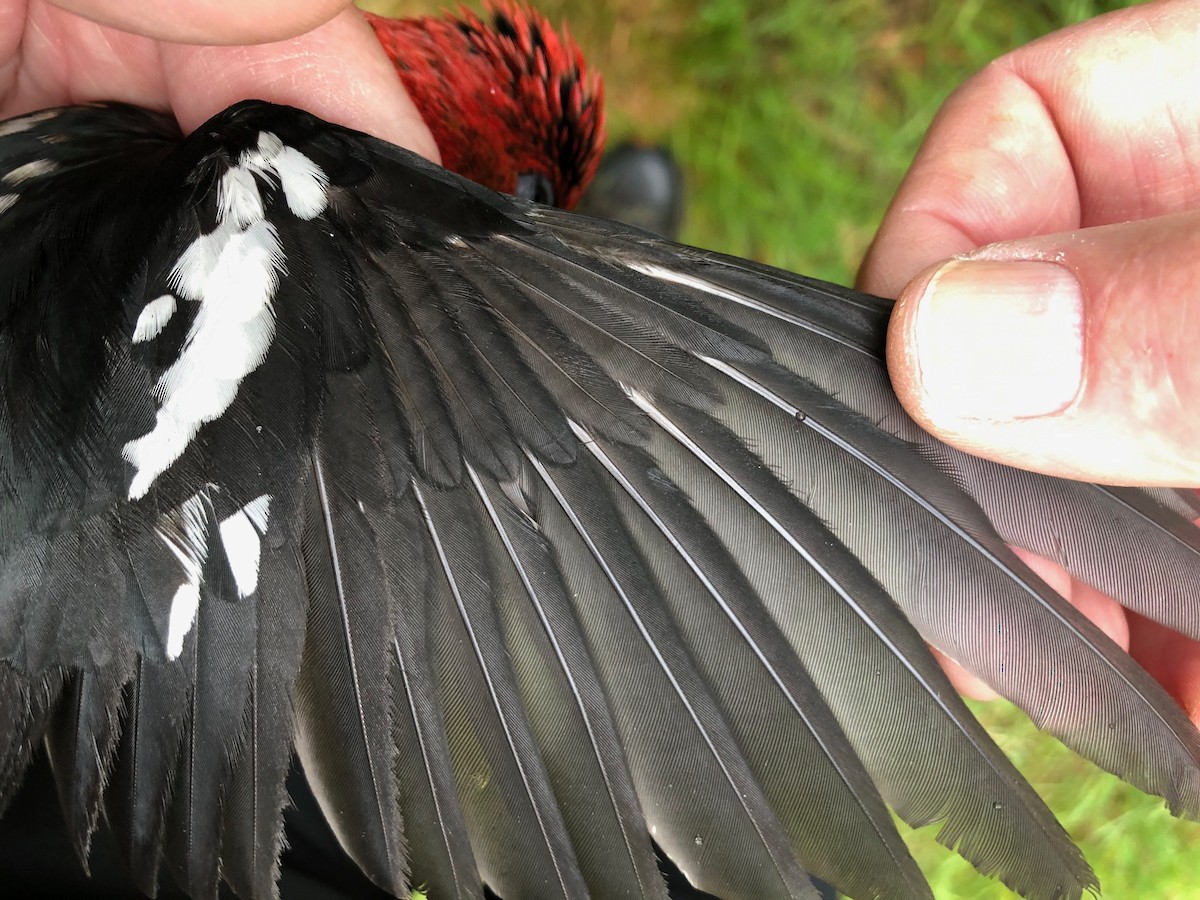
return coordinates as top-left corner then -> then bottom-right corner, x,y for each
862,0 -> 1200,717
0,0 -> 438,156
2,2 -> 1200,900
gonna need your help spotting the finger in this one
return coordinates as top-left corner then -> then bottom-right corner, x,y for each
162,8 -> 439,160
1011,547 -> 1130,654
931,647 -> 1000,702
887,212 -> 1200,485
48,0 -> 352,45
6,3 -> 169,115
858,0 -> 1200,298
1129,612 -> 1200,727
0,1 -> 28,96
857,61 -> 1077,298
932,547 -> 1130,703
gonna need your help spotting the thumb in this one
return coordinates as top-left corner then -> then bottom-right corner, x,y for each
887,212 -> 1200,486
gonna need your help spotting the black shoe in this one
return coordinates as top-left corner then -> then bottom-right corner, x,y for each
576,142 -> 685,239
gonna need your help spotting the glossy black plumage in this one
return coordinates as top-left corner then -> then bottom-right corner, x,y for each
2,99 -> 1200,900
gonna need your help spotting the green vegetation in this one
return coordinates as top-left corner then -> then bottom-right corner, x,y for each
364,1 -> 1200,896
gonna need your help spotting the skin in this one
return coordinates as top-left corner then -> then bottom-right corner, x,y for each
0,0 -> 439,160
860,0 -> 1200,718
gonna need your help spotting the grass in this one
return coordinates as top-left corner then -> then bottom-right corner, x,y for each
362,1 -> 1200,896
910,700 -> 1200,898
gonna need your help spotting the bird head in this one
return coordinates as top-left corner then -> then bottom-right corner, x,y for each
367,2 -> 605,210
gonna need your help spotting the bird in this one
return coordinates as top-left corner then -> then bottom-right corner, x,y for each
1,4 -> 1199,900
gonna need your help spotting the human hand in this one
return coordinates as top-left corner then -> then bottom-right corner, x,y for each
858,0 -> 1200,718
0,0 -> 438,158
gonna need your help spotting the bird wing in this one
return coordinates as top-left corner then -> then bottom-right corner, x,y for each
2,100 -> 1200,900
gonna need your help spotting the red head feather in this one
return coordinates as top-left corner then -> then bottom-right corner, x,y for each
368,3 -> 605,210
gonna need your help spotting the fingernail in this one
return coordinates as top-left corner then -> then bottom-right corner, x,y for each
913,259 -> 1084,420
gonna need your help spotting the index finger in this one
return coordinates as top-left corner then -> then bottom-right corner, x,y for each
857,0 -> 1200,298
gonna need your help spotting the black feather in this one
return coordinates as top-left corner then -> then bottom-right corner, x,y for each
294,384 -> 410,896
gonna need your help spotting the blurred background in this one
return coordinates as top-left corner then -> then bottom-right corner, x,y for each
361,2 -> 1200,896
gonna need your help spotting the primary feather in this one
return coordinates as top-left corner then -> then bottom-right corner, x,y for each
1,7 -> 1199,900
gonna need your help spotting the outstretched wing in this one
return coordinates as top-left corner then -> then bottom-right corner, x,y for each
2,100 -> 1200,900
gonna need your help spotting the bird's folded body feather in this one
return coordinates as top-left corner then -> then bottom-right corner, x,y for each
1,98 -> 1199,900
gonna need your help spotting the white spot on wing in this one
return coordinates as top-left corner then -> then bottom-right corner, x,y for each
240,130 -> 328,220
0,194 -> 14,215
218,166 -> 264,229
165,584 -> 201,659
247,130 -> 285,163
0,109 -> 58,138
158,491 -> 211,660
274,146 -> 328,219
132,294 -> 177,343
159,492 -> 210,576
3,158 -> 58,185
218,493 -> 272,598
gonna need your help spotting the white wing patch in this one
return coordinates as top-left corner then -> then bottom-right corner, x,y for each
218,493 -> 272,598
2,158 -> 58,185
165,583 -> 202,661
124,218 -> 282,499
156,490 -> 272,658
218,165 -> 265,229
122,129 -> 328,500
0,109 -> 58,139
276,147 -> 329,219
0,194 -> 14,215
131,294 -> 177,343
240,130 -> 329,220
159,492 -> 211,660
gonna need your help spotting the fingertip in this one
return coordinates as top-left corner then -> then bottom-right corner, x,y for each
889,216 -> 1200,486
888,255 -> 1101,479
885,260 -> 939,430
890,257 -> 1085,428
